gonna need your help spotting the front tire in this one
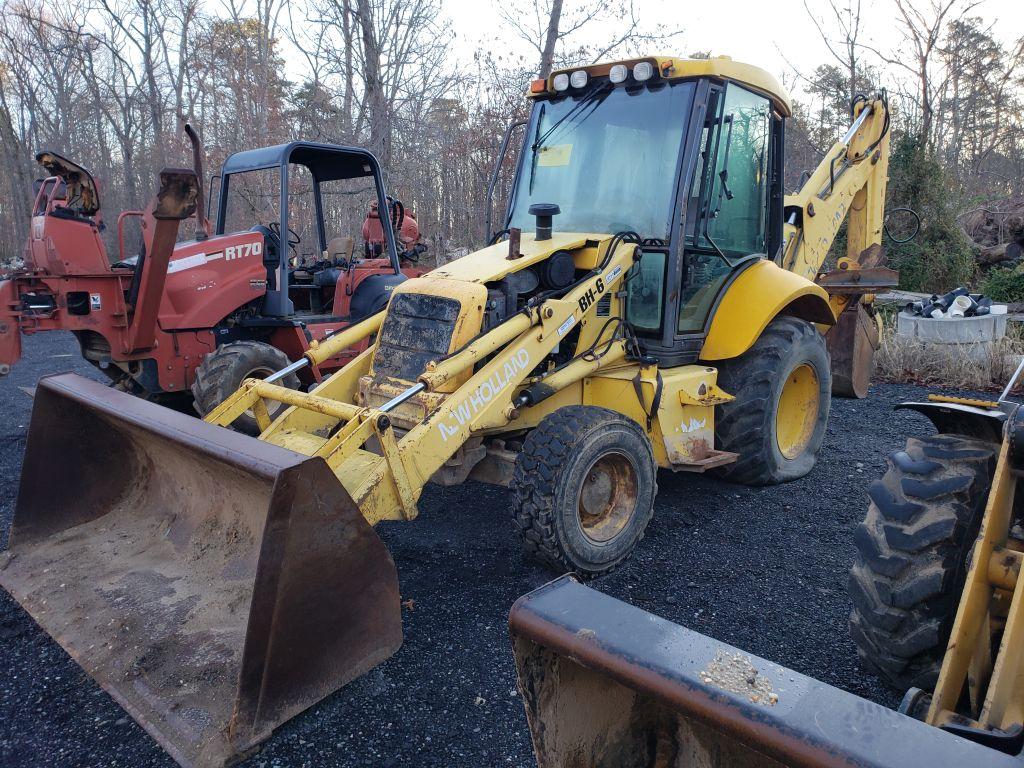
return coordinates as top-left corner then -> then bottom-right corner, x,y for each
191,341 -> 300,435
714,316 -> 831,485
511,406 -> 657,576
848,434 -> 995,691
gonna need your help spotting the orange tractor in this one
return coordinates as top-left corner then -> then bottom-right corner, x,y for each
0,128 -> 426,430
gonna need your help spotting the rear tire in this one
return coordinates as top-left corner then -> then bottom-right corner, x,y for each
713,316 -> 831,485
191,341 -> 300,435
511,406 -> 657,577
848,434 -> 995,691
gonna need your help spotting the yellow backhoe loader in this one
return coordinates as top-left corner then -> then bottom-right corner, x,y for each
1,56 -> 897,766
509,379 -> 1024,767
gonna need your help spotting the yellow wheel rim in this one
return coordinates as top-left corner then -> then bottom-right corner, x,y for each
775,363 -> 820,460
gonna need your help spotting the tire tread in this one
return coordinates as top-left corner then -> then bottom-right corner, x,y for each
848,434 -> 994,691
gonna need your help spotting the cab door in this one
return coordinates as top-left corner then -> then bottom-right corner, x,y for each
628,80 -> 783,365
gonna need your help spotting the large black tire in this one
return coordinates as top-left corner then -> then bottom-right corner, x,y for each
191,341 -> 300,435
713,316 -> 831,485
849,434 -> 995,691
511,406 -> 657,576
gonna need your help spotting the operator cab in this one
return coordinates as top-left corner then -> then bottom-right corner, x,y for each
214,142 -> 411,319
505,56 -> 789,365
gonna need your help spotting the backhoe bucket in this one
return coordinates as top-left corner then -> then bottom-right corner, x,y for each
0,373 -> 402,767
826,301 -> 879,399
510,576 -> 1018,768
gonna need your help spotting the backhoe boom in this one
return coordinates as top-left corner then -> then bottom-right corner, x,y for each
783,93 -> 895,310
781,93 -> 896,396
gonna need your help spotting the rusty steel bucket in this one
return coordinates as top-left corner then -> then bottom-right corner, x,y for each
510,576 -> 1017,768
0,373 -> 402,767
827,300 -> 880,399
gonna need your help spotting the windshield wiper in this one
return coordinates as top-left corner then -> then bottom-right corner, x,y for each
532,81 -> 611,154
528,103 -> 546,194
528,82 -> 611,194
708,113 -> 735,221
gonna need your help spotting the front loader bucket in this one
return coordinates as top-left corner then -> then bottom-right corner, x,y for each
510,576 -> 1018,768
0,373 -> 402,767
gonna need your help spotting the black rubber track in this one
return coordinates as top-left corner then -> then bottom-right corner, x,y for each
511,405 -> 656,576
848,434 -> 995,691
190,340 -> 299,434
713,316 -> 831,485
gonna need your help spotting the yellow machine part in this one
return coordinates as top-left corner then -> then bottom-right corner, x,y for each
541,55 -> 793,116
699,260 -> 835,361
368,275 -> 488,394
775,363 -> 822,459
929,431 -> 1024,734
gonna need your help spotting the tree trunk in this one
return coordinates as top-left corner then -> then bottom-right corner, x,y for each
978,242 -> 1023,266
538,0 -> 563,78
342,0 -> 354,138
356,0 -> 389,165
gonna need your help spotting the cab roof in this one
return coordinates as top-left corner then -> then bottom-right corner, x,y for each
220,142 -> 381,182
540,55 -> 793,117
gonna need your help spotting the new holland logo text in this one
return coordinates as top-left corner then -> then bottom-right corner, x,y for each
438,348 -> 530,441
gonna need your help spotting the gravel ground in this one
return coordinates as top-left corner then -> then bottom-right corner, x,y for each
0,331 -> 951,767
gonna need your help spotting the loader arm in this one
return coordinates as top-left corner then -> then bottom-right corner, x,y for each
205,236 -> 641,525
926,414 -> 1024,741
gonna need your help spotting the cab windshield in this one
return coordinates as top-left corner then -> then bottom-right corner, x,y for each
508,81 -> 695,240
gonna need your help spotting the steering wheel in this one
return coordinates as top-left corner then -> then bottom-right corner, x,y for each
268,221 -> 301,253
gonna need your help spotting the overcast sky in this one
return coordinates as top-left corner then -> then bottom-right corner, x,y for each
437,0 -> 1024,98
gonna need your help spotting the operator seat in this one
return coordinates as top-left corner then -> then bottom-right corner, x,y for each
327,235 -> 355,264
313,236 -> 355,288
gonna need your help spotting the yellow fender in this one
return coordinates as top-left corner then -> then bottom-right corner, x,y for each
699,260 -> 835,361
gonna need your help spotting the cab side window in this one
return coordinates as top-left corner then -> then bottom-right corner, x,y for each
678,84 -> 772,333
696,85 -> 772,256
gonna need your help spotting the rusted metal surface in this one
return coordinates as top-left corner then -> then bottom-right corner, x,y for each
826,301 -> 878,398
853,243 -> 887,269
816,266 -> 899,294
578,451 -> 638,544
0,373 -> 402,767
510,575 -> 1021,768
153,168 -> 200,221
183,125 -> 210,239
125,169 -> 199,352
0,278 -> 21,374
35,150 -> 101,215
508,227 -> 522,259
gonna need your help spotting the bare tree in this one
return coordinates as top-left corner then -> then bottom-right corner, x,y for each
804,0 -> 864,106
861,0 -> 980,147
498,0 -> 682,78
